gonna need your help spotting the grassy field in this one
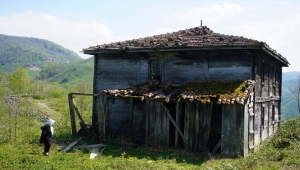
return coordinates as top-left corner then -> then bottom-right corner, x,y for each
1,95 -> 300,169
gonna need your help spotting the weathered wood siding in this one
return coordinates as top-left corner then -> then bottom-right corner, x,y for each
197,102 -> 212,151
164,51 -> 252,83
244,92 -> 254,156
131,100 -> 146,142
164,53 -> 208,83
222,104 -> 244,156
108,98 -> 130,136
208,53 -> 252,80
146,101 -> 169,146
253,55 -> 283,149
93,54 -> 148,127
180,102 -> 212,151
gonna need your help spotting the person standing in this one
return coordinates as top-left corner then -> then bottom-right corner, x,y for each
40,119 -> 55,156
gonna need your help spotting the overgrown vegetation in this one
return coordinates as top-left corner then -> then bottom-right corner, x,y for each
0,68 -> 300,169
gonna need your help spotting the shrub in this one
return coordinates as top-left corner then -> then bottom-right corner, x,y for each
31,94 -> 46,100
271,116 -> 300,149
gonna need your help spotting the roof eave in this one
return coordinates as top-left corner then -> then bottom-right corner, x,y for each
261,47 -> 289,67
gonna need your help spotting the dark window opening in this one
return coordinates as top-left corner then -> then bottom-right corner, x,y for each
150,60 -> 161,81
165,103 -> 177,147
207,103 -> 222,154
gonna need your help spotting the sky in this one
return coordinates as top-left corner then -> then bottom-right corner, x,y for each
0,0 -> 299,72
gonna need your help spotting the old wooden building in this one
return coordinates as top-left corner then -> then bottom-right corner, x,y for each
80,26 -> 289,157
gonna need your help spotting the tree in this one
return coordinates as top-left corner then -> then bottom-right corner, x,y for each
10,67 -> 31,95
289,75 -> 300,115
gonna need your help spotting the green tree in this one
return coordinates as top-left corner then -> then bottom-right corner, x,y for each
10,67 -> 31,95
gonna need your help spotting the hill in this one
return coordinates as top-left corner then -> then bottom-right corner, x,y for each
39,57 -> 94,85
281,71 -> 300,119
0,34 -> 82,77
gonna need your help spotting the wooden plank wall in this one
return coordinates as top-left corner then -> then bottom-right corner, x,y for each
208,54 -> 252,80
93,54 -> 149,134
108,98 -> 130,137
253,55 -> 282,149
131,100 -> 146,142
147,101 -> 169,147
164,51 -> 253,84
197,102 -> 212,151
254,56 -> 262,147
164,53 -> 208,83
222,104 -> 244,156
261,60 -> 269,142
182,102 -> 212,151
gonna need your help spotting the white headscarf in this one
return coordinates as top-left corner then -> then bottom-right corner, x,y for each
46,119 -> 55,135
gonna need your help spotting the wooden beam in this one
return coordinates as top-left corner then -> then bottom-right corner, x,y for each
145,99 -> 149,144
61,137 -> 82,152
75,144 -> 107,148
68,93 -> 77,136
165,107 -> 187,146
212,139 -> 221,154
73,99 -> 88,133
175,102 -> 181,148
68,92 -> 99,97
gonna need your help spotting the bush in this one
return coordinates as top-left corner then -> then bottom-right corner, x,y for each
48,86 -> 66,99
271,116 -> 300,149
31,94 -> 46,100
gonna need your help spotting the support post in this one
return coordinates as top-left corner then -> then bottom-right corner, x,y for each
68,93 -> 77,136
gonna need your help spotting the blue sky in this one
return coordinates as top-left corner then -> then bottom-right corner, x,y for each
0,0 -> 299,72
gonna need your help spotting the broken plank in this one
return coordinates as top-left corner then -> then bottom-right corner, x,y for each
212,139 -> 221,154
75,144 -> 107,149
165,107 -> 187,146
61,137 -> 82,152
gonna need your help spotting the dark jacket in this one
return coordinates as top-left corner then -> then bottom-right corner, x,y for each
40,124 -> 52,143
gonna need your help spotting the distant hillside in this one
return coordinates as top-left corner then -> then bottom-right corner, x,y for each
39,57 -> 94,85
0,34 -> 82,77
281,71 -> 300,119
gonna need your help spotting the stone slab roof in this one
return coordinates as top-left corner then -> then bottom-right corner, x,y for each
103,80 -> 255,105
83,26 -> 289,65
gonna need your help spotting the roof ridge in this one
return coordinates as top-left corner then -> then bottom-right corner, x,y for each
83,26 -> 289,65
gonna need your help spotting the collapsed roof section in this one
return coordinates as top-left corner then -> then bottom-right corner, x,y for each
103,80 -> 255,105
83,26 -> 289,66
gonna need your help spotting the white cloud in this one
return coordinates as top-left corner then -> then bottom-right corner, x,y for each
174,3 -> 244,26
0,12 -> 130,59
229,15 -> 300,72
